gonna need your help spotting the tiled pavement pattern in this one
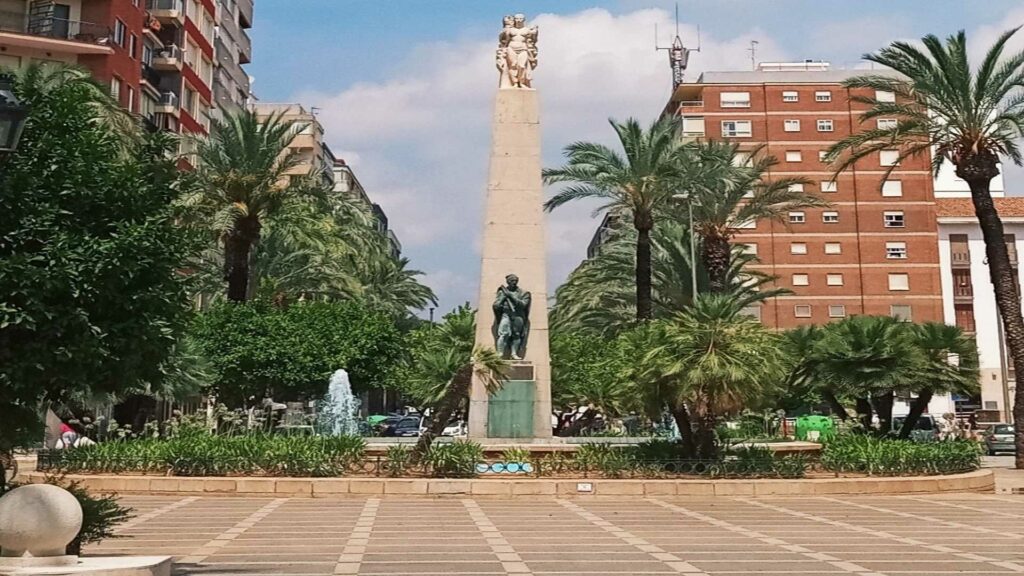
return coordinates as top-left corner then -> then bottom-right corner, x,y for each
89,494 -> 1024,576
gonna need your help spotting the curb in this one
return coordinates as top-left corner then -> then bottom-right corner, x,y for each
19,469 -> 995,498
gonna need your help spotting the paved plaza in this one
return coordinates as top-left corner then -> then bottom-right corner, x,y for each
89,493 -> 1024,576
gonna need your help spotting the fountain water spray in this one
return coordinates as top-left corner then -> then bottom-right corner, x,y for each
320,369 -> 359,436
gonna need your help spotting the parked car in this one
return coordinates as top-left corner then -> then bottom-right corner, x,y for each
442,420 -> 467,437
382,416 -> 422,437
984,423 -> 1016,455
891,415 -> 939,442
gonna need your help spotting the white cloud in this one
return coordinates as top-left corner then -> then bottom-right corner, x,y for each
294,8 -> 788,311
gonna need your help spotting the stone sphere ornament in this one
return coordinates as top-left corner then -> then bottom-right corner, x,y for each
0,484 -> 83,559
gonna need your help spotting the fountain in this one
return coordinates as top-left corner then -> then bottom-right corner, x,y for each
319,369 -> 359,436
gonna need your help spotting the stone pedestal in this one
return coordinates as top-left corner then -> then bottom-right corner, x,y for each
468,89 -> 552,440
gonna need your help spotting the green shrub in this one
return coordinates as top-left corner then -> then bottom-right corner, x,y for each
49,433 -> 366,477
633,439 -> 689,461
424,441 -> 483,478
384,445 -> 411,477
821,435 -> 980,476
500,447 -> 531,463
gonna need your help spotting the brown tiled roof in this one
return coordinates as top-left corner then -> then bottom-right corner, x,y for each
936,198 -> 1024,218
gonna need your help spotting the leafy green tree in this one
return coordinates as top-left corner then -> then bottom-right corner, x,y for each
543,118 -> 685,320
550,330 -> 634,436
0,64 -> 194,484
898,323 -> 979,438
825,29 -> 1024,464
679,141 -> 826,292
643,294 -> 789,458
551,220 -> 782,336
183,108 -> 324,302
191,300 -> 404,404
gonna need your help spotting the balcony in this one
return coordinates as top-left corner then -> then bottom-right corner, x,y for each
155,91 -> 179,117
952,270 -> 973,302
950,250 -> 971,268
152,45 -> 183,71
141,63 -> 161,90
146,0 -> 185,27
0,10 -> 113,55
679,100 -> 704,108
237,29 -> 252,64
237,0 -> 253,30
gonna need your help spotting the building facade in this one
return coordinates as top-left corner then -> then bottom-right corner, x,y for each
662,61 -> 944,328
211,0 -> 250,113
333,158 -> 402,258
0,0 -> 228,141
937,198 -> 1020,422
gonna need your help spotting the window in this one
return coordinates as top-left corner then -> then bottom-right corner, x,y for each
880,150 -> 900,166
794,305 -> 812,318
791,243 -> 808,255
720,91 -> 751,108
882,180 -> 903,197
890,304 -> 912,321
789,211 -> 805,223
732,151 -> 751,166
884,211 -> 905,228
818,150 -> 828,162
129,34 -> 137,59
742,243 -> 758,255
888,273 -> 910,291
784,119 -> 801,132
792,274 -> 809,286
735,218 -> 756,230
827,274 -> 844,286
788,183 -> 804,192
126,86 -> 135,112
877,118 -> 897,130
817,119 -> 834,132
721,120 -> 752,137
825,242 -> 842,255
782,91 -> 799,102
829,305 -> 847,318
876,89 -> 896,103
681,116 -> 705,136
142,45 -> 153,65
110,76 -> 121,102
740,305 -> 762,321
815,91 -> 832,102
823,211 -> 839,223
886,242 -> 907,259
114,20 -> 126,47
785,151 -> 802,162
821,181 -> 838,193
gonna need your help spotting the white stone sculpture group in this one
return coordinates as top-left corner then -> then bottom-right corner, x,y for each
496,13 -> 538,89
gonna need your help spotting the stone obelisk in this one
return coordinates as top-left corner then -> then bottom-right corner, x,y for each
468,14 -> 552,440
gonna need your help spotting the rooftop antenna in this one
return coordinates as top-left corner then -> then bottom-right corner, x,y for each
655,3 -> 699,89
747,40 -> 759,71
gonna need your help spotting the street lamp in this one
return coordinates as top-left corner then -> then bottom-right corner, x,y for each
0,74 -> 28,157
674,191 -> 700,299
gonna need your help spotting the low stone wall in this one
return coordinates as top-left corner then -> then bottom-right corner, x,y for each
19,469 -> 994,498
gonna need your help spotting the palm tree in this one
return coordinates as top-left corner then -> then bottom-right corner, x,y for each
825,29 -> 1024,463
551,220 -> 782,336
550,330 -> 637,436
815,315 -> 921,434
543,118 -> 685,320
407,307 -> 507,459
345,253 -> 437,317
184,108 -> 322,302
782,325 -> 850,419
678,141 -> 827,292
899,323 -> 979,439
643,294 -> 789,458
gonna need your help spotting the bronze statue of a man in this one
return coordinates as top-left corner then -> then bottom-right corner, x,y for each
492,274 -> 531,360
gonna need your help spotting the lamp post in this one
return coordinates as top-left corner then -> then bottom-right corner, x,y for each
0,74 -> 28,162
674,191 -> 699,300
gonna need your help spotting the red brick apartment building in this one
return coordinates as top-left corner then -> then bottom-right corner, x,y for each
0,0 -> 216,139
661,61 -> 943,329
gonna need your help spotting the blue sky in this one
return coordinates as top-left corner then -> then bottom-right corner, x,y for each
248,1 -> 1024,312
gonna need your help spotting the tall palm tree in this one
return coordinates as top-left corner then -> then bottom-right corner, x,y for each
825,29 -> 1024,464
543,118 -> 685,320
345,253 -> 437,317
678,141 -> 827,292
643,294 -> 789,458
183,108 -> 322,302
899,322 -> 979,439
551,220 -> 782,336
